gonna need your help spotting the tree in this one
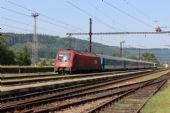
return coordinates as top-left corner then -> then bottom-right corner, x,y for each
141,52 -> 158,61
0,35 -> 15,65
127,52 -> 160,66
15,46 -> 31,65
112,51 -> 120,57
127,55 -> 139,60
141,52 -> 160,66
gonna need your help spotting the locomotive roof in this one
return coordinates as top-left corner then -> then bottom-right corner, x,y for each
59,50 -> 99,57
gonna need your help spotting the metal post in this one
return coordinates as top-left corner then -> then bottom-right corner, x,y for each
32,13 -> 39,65
0,28 -> 2,36
68,34 -> 72,49
139,48 -> 141,60
120,41 -> 125,57
89,18 -> 92,52
120,42 -> 122,57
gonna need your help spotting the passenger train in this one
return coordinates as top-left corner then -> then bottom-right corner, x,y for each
55,50 -> 156,74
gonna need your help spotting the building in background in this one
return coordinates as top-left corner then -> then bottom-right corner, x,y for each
163,64 -> 169,68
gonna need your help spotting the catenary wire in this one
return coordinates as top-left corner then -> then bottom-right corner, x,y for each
103,0 -> 155,28
5,0 -> 86,32
67,1 -> 120,31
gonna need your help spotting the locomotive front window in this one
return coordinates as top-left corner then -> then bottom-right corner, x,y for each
58,53 -> 70,62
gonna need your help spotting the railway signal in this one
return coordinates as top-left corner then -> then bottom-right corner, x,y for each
155,26 -> 167,32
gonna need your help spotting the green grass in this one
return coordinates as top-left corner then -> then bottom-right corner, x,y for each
139,70 -> 170,82
140,80 -> 170,113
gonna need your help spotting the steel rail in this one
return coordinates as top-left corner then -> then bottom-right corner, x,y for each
85,74 -> 169,113
2,70 -> 153,101
1,71 -> 154,112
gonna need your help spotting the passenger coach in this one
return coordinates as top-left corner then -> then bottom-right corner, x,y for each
99,54 -> 155,70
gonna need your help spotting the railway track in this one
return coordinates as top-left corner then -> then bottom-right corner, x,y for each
1,70 -> 153,100
1,70 -> 169,113
85,74 -> 170,113
2,69 -> 166,86
2,70 -> 135,80
1,70 -> 135,86
40,72 -> 169,113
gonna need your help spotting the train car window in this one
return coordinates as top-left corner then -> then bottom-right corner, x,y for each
106,59 -> 122,65
58,53 -> 70,62
100,58 -> 104,64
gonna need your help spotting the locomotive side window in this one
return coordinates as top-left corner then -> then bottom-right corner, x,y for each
58,53 -> 70,62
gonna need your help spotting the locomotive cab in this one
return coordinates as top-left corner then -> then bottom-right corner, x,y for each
55,50 -> 73,74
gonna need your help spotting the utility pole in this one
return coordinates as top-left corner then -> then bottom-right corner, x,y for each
68,34 -> 72,49
138,48 -> 141,60
0,28 -> 2,36
89,18 -> 92,52
31,13 -> 39,65
120,41 -> 125,57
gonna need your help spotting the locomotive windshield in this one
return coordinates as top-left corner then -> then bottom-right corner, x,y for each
58,53 -> 70,62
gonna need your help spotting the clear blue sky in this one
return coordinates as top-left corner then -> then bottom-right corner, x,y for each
0,0 -> 170,49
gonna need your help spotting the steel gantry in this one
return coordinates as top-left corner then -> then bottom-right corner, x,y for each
66,18 -> 170,53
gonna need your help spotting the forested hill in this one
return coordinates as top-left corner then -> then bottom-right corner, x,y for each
3,33 -> 170,64
3,33 -> 119,58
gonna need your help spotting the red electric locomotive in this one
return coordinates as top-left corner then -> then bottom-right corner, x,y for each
55,50 -> 101,74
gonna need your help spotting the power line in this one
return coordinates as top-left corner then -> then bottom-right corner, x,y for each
1,17 -> 30,26
122,0 -> 167,29
1,7 -> 80,33
5,0 -> 35,12
5,0 -> 60,22
1,17 -> 63,34
5,0 -> 57,22
2,24 -> 31,32
38,18 -> 67,29
102,1 -> 154,28
38,18 -> 85,32
5,0 -> 86,32
123,0 -> 154,21
67,1 -> 119,31
1,7 -> 30,17
87,1 -> 127,31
